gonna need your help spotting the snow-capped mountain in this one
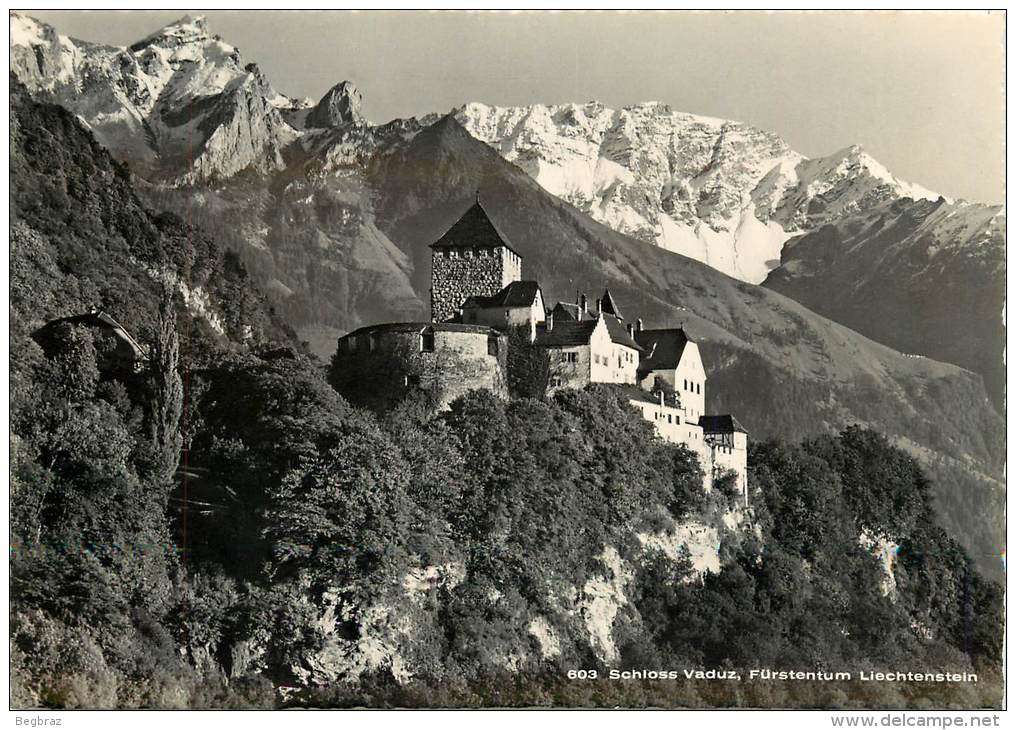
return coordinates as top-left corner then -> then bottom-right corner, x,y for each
12,12 -> 991,284
454,102 -> 953,282
10,13 -> 310,181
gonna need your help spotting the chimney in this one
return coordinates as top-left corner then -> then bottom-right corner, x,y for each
580,293 -> 587,312
627,323 -> 635,337
658,390 -> 665,407
636,317 -> 643,333
596,298 -> 602,315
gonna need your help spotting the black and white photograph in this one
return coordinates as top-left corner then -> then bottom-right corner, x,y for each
6,8 -> 1007,719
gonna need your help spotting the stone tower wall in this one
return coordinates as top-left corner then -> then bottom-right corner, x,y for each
431,247 -> 518,322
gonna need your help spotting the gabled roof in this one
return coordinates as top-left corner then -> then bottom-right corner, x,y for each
429,200 -> 522,256
538,307 -> 644,352
600,289 -> 623,321
635,328 -> 693,373
552,301 -> 596,322
600,313 -> 643,352
699,414 -> 749,434
534,318 -> 600,347
462,281 -> 542,309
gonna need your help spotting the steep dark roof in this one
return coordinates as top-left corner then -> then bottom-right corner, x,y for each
534,319 -> 599,347
552,301 -> 596,321
535,313 -> 644,352
600,289 -> 624,321
340,322 -> 502,339
462,281 -> 542,309
699,414 -> 749,434
635,328 -> 693,373
600,314 -> 643,351
429,200 -> 522,256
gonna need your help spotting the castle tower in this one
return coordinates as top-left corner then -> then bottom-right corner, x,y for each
429,198 -> 523,322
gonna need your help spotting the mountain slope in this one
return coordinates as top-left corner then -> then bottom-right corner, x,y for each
763,196 -> 1006,410
9,76 -> 290,350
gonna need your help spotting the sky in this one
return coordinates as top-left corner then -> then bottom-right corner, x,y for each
20,10 -> 1006,204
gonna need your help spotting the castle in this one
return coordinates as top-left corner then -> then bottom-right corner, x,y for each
333,199 -> 748,501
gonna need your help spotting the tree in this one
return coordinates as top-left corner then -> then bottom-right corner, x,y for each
505,326 -> 549,399
148,288 -> 184,486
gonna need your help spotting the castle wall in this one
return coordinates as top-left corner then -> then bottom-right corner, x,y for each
640,341 -> 707,421
333,324 -> 508,410
628,396 -> 747,497
589,323 -> 639,385
547,345 -> 592,392
431,247 -> 521,323
708,432 -> 749,502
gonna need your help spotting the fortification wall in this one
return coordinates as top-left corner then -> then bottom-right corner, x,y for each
333,324 -> 508,410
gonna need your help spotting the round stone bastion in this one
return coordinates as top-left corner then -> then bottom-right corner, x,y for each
331,322 -> 508,410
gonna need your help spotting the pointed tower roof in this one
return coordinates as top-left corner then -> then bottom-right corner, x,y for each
600,289 -> 624,320
429,199 -> 522,257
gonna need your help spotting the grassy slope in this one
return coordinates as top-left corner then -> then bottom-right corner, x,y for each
762,197 -> 1005,411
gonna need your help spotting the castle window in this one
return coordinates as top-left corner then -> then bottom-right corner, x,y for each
684,379 -> 688,390
420,331 -> 435,352
550,376 -> 562,387
564,352 -> 578,364
696,383 -> 701,395
667,414 -> 673,424
487,335 -> 499,356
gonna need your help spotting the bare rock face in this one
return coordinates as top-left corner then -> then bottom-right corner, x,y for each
306,81 -> 364,128
452,102 -> 967,284
9,13 -> 297,181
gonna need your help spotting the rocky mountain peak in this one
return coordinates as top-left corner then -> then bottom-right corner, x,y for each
130,13 -> 218,51
306,80 -> 364,127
